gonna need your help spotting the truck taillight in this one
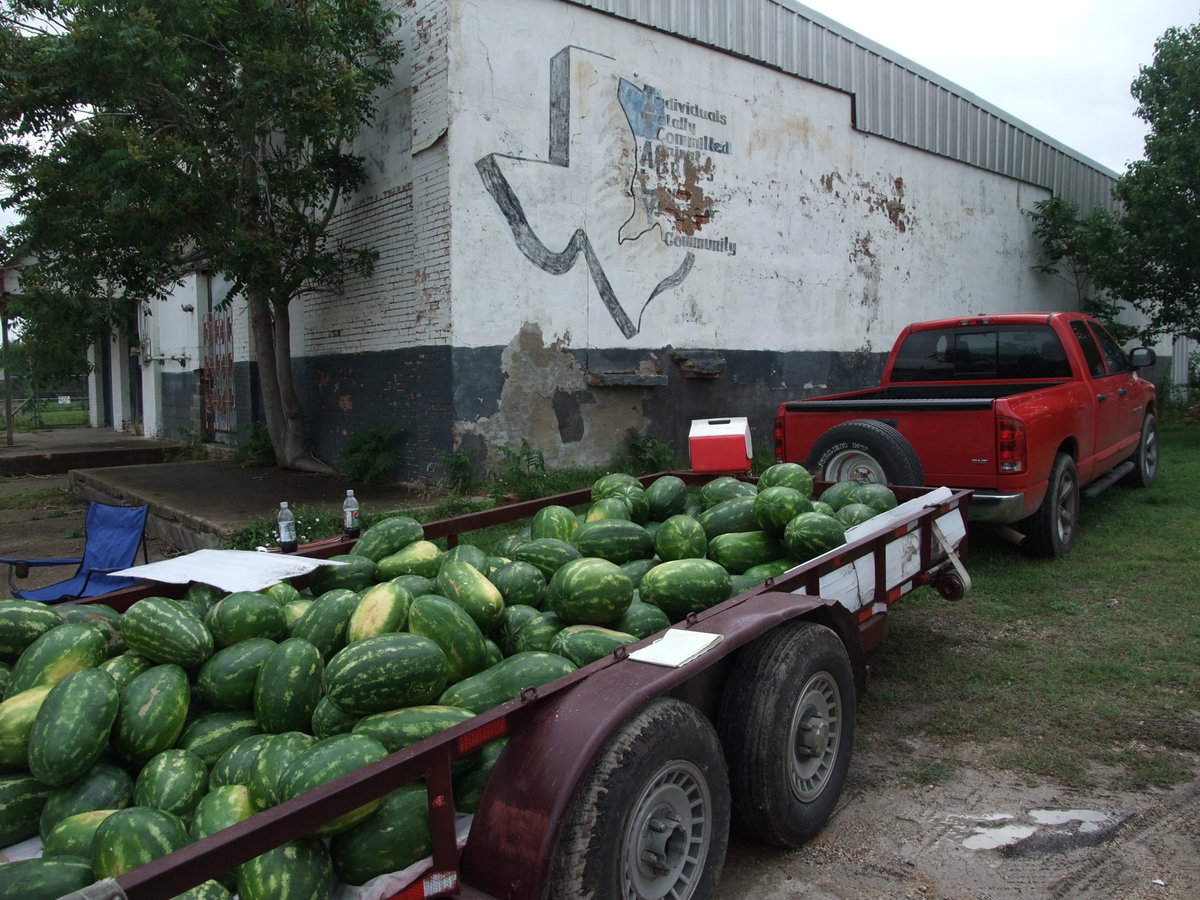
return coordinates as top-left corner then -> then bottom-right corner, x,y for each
773,415 -> 784,462
997,416 -> 1026,473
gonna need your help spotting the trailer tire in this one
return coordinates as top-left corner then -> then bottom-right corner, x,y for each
806,419 -> 924,486
1021,452 -> 1079,557
717,621 -> 855,848
547,697 -> 730,900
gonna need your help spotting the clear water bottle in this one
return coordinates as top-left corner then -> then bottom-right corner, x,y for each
278,501 -> 297,553
343,489 -> 360,539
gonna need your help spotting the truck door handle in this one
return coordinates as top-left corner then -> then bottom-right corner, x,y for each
1118,388 -> 1127,397
1097,393 -> 1107,402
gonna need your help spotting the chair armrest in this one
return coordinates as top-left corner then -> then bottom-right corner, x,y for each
1,556 -> 84,579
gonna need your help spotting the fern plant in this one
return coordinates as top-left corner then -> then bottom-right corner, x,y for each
338,422 -> 404,484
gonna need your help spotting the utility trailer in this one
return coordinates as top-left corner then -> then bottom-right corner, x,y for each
56,473 -> 970,900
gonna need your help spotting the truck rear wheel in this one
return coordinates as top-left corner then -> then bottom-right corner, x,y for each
1022,452 -> 1079,557
806,419 -> 924,486
717,621 -> 855,848
548,697 -> 730,900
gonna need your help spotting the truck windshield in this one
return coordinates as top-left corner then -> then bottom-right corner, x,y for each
890,325 -> 1072,381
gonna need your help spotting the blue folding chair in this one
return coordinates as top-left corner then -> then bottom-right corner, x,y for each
2,502 -> 149,602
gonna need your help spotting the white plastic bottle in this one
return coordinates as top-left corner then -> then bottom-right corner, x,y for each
278,501 -> 297,553
343,489 -> 361,539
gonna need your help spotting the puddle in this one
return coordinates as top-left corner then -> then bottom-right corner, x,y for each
944,808 -> 1127,853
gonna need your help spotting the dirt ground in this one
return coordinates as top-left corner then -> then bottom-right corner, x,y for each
4,476 -> 1198,899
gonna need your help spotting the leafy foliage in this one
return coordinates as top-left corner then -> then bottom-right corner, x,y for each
0,0 -> 402,468
338,422 -> 403,484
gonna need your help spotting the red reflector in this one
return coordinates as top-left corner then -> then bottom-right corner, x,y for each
457,717 -> 508,755
387,870 -> 459,900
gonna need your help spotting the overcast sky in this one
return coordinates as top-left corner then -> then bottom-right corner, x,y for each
797,0 -> 1198,175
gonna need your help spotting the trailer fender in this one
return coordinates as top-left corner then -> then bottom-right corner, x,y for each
459,591 -> 854,899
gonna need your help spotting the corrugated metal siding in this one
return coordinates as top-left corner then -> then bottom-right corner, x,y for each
565,0 -> 1118,212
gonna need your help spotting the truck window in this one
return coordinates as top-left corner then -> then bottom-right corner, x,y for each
891,325 -> 1070,381
1086,321 -> 1131,374
1070,321 -> 1109,377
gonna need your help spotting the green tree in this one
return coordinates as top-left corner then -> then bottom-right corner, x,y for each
1106,20 -> 1200,340
0,0 -> 401,470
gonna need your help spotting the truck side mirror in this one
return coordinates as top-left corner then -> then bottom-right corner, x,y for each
1128,348 -> 1156,369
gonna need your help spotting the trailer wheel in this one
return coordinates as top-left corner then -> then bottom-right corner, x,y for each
547,697 -> 730,900
717,621 -> 855,848
1122,412 -> 1159,488
806,419 -> 924,486
1021,452 -> 1079,557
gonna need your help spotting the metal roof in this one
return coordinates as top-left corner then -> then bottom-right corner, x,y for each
566,0 -> 1119,212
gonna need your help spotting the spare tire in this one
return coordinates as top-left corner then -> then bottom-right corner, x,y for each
806,420 -> 924,486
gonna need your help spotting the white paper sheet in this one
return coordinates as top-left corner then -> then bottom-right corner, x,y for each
628,629 -> 724,667
112,549 -> 344,593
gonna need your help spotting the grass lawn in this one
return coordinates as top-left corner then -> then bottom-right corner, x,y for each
861,418 -> 1200,790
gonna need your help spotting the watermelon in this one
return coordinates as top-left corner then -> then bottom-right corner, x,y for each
261,580 -> 303,606
120,597 -> 214,669
811,499 -> 836,517
612,600 -> 671,639
489,560 -> 547,610
288,588 -> 360,661
280,733 -> 390,837
706,530 -> 784,574
196,638 -> 277,710
653,514 -> 708,561
836,502 -> 879,526
377,540 -> 443,580
133,749 -> 209,820
753,485 -> 815,536
42,807 -> 118,859
207,591 -> 288,646
606,482 -> 650,523
696,495 -> 759,539
0,685 -> 51,771
497,604 -> 541,656
38,760 -> 132,840
453,738 -> 507,814
570,519 -> 655,565
407,595 -> 489,684
350,515 -> 424,563
98,650 -> 154,692
435,559 -> 505,634
92,806 -> 190,879
438,651 -> 576,714
351,704 -> 476,755
0,771 -> 54,846
310,695 -> 360,740
176,711 -> 262,767
5,621 -> 109,697
699,475 -> 757,508
388,573 -> 438,598
54,604 -> 123,654
209,733 -> 275,791
531,504 -> 579,541
329,783 -> 432,886
783,511 -> 847,561
550,625 -> 637,667
514,538 -> 582,579
620,557 -> 658,588
0,856 -> 94,899
247,731 -> 315,811
817,480 -> 862,511
0,599 -> 62,660
857,483 -> 899,512
238,838 -> 334,900
347,581 -> 413,642
548,557 -> 634,625
112,663 -> 191,765
191,783 -> 255,842
639,559 -> 733,622
759,462 -> 815,496
323,633 -> 449,716
514,610 -> 567,652
28,667 -> 119,786
645,474 -> 689,521
591,472 -> 640,500
308,555 -> 378,595
442,543 -> 490,572
585,497 -> 632,522
253,638 -> 325,733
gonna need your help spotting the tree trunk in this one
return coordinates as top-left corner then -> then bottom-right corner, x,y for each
247,294 -> 333,473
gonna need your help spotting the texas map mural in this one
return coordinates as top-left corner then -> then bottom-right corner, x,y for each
476,46 -> 737,339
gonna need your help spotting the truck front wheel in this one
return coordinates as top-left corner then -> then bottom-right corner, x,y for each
548,697 -> 730,900
1022,452 -> 1079,557
806,419 -> 924,486
1123,412 -> 1159,488
717,621 -> 855,848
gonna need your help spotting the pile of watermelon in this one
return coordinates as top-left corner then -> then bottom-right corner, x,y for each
0,465 -> 897,899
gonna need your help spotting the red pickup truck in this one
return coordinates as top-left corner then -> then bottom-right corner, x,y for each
773,312 -> 1159,556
